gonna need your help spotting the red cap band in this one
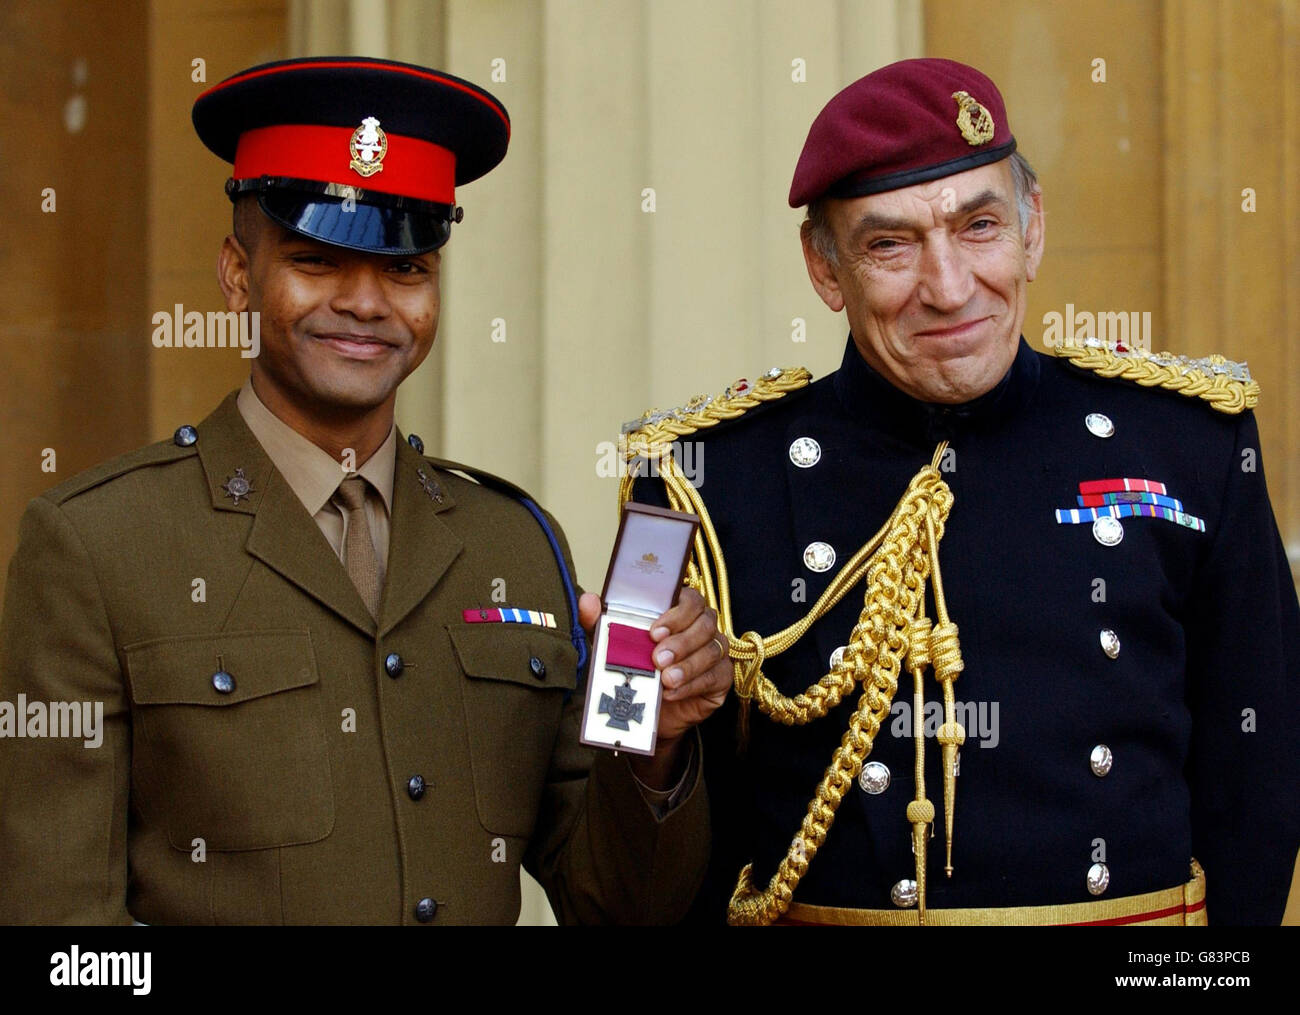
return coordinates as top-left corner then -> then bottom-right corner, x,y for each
233,124 -> 456,204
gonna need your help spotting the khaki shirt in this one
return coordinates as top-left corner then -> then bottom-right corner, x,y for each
236,379 -> 395,579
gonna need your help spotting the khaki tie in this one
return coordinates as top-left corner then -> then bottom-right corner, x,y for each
334,476 -> 382,619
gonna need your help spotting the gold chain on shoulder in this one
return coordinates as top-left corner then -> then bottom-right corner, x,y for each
619,377 -> 965,923
1053,341 -> 1260,414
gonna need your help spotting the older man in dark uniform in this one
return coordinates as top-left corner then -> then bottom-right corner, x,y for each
0,57 -> 728,924
624,58 -> 1300,925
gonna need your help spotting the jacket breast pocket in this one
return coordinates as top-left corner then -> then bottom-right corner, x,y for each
449,624 -> 579,838
123,629 -> 335,851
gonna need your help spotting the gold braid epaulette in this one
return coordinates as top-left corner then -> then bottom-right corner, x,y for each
1053,341 -> 1260,414
618,366 -> 813,455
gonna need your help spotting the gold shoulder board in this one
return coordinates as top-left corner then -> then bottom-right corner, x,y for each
620,366 -> 812,459
1053,340 -> 1260,414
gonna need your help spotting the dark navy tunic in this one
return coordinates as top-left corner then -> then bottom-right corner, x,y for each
635,335 -> 1300,925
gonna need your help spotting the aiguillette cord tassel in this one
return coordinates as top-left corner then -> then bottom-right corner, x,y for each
926,511 -> 965,878
734,631 -> 765,752
906,615 -> 934,922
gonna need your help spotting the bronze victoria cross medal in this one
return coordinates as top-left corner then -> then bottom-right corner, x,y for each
599,682 -> 645,731
349,116 -> 387,177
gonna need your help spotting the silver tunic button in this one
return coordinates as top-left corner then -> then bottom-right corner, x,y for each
1085,412 -> 1115,438
859,761 -> 891,795
173,425 -> 198,447
1100,629 -> 1121,659
1090,744 -> 1113,777
788,437 -> 822,468
803,542 -> 836,572
891,879 -> 918,908
1087,862 -> 1110,896
829,645 -> 846,670
1092,515 -> 1124,546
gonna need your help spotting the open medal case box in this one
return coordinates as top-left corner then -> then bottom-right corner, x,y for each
579,502 -> 699,756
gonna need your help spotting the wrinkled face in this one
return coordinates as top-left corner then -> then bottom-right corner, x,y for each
218,206 -> 440,417
803,159 -> 1043,404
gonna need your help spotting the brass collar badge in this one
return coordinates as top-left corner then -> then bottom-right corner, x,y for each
221,467 -> 254,505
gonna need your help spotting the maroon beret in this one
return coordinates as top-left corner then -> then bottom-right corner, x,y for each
789,57 -> 1016,207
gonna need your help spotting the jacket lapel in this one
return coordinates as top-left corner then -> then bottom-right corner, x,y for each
195,392 -> 376,636
379,435 -> 463,636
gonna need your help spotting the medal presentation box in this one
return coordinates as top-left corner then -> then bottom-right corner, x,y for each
580,503 -> 699,756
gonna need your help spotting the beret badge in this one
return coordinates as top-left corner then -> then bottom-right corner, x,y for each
951,90 -> 994,146
349,115 -> 388,177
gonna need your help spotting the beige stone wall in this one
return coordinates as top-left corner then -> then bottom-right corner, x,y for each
0,0 -> 150,602
425,0 -> 922,591
148,0 -> 289,439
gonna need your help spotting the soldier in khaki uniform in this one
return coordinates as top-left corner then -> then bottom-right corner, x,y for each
0,57 -> 728,925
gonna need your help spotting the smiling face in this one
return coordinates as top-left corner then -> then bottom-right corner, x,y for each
802,158 -> 1044,404
218,201 -> 440,427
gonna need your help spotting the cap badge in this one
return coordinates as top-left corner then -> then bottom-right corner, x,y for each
349,116 -> 388,177
951,91 -> 994,146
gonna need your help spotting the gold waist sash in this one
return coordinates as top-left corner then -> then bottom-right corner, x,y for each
779,860 -> 1207,926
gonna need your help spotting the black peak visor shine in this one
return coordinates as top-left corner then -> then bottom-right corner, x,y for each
227,178 -> 456,255
260,191 -> 453,255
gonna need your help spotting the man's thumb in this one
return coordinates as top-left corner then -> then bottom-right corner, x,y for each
577,592 -> 602,636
